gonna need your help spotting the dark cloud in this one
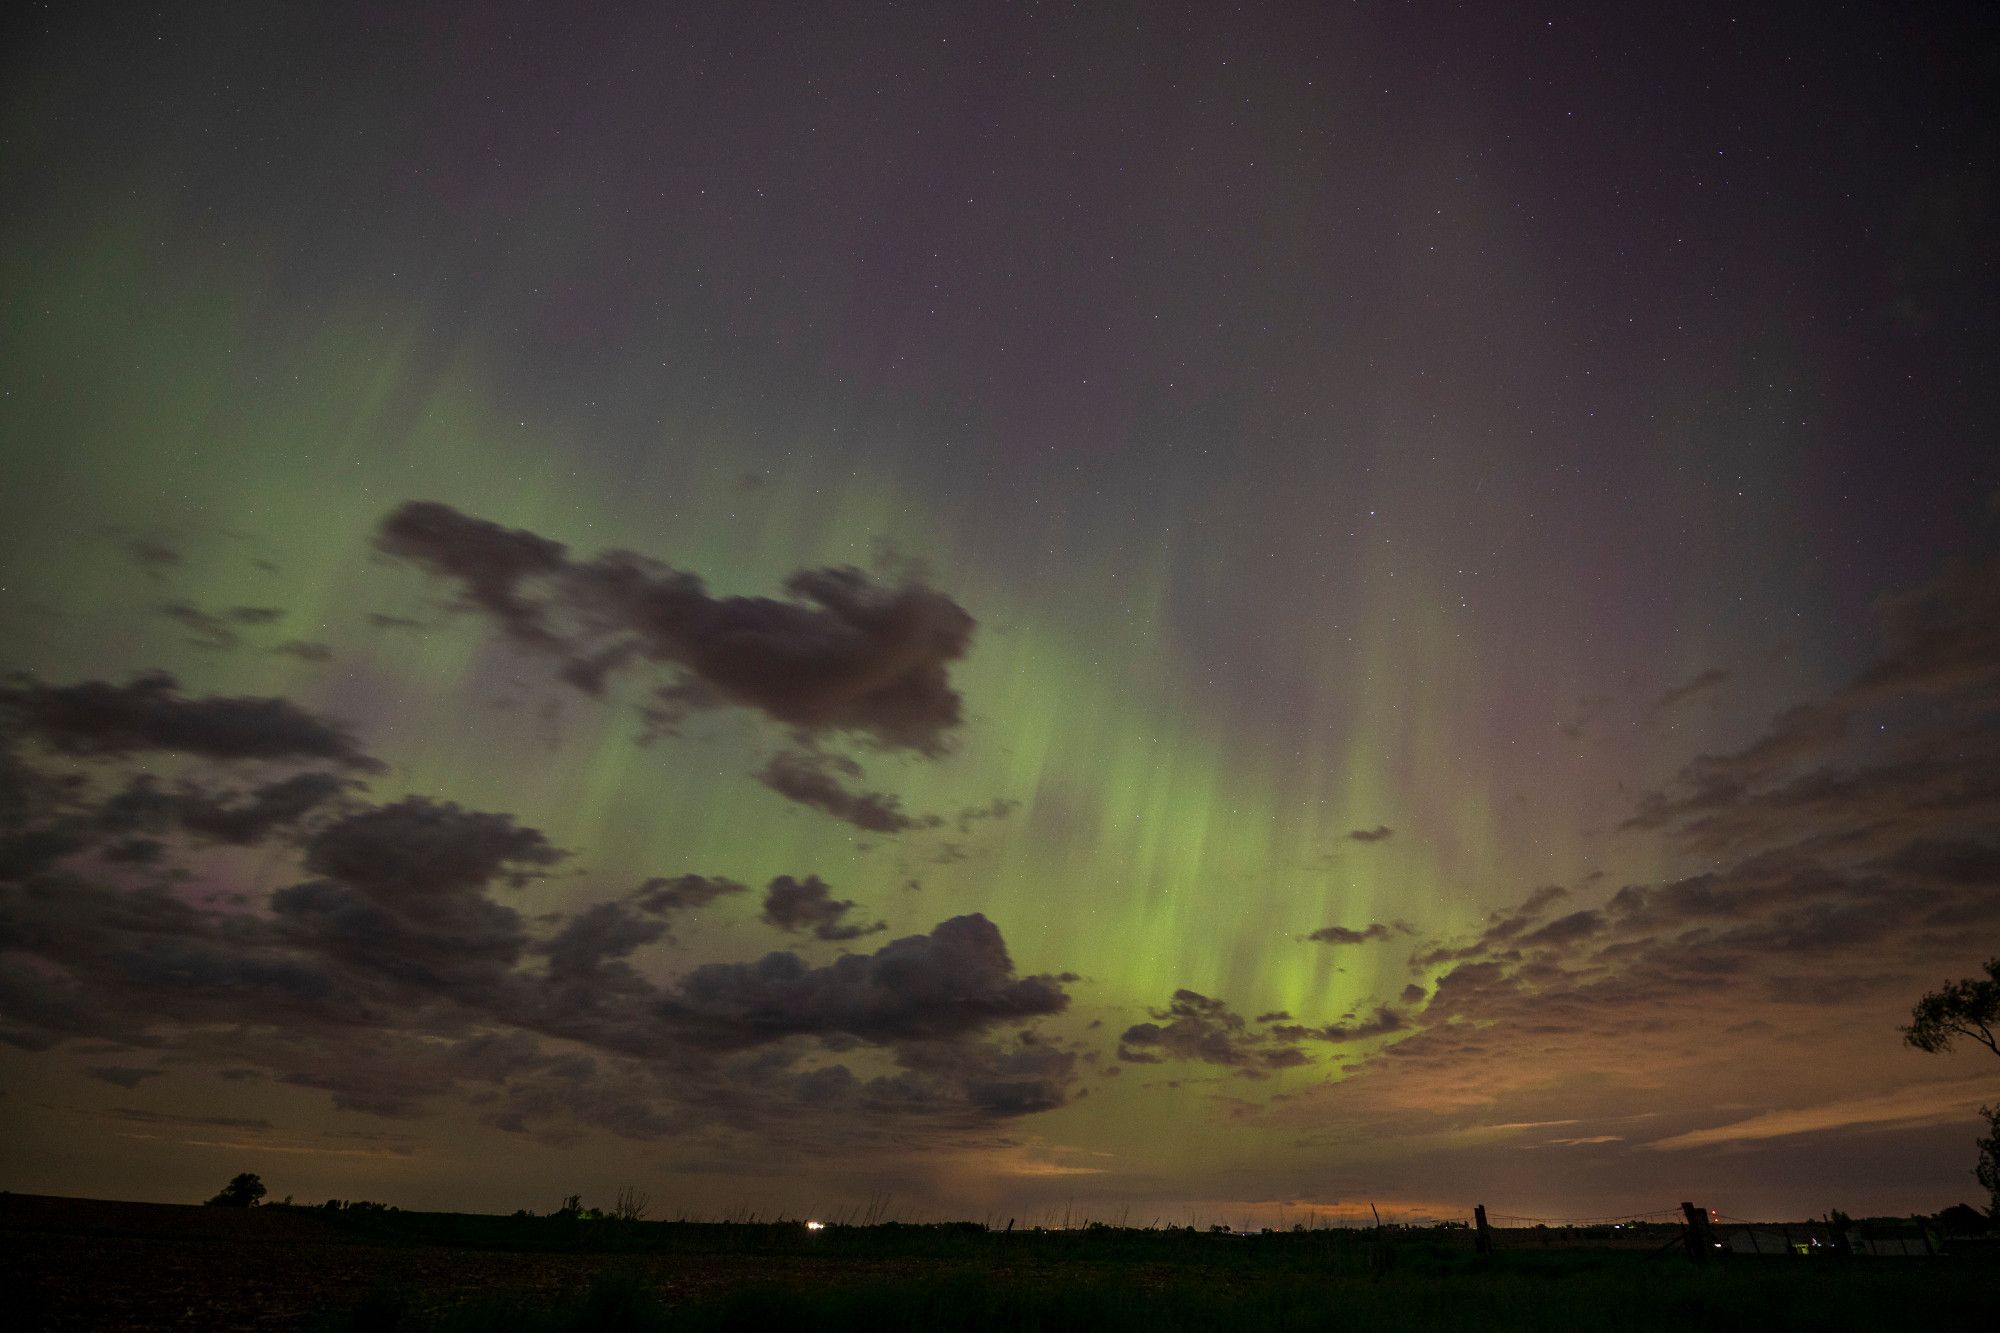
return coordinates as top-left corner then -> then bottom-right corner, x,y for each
1884,837 -> 2000,886
1305,921 -> 1400,946
1345,824 -> 1394,843
121,537 -> 181,575
882,1032 -> 1080,1117
375,501 -> 976,754
540,901 -> 668,982
1410,885 -> 1571,967
174,772 -> 353,845
631,873 -> 748,918
0,695 -> 1091,1148
663,914 -> 1069,1048
955,797 -> 1020,835
158,602 -> 241,649
1116,989 -> 1378,1075
0,734 -> 350,900
364,612 -> 429,630
302,797 -> 563,902
0,877 -> 357,1040
103,1107 -> 273,1131
272,640 -> 334,663
1627,553 -> 2000,851
759,874 -> 884,941
86,1065 -> 163,1088
279,1066 -> 430,1119
755,748 -> 940,834
373,501 -> 567,642
154,603 -> 286,650
1317,1006 -> 1408,1043
1515,909 -> 1605,948
267,872 -> 527,1009
259,799 -> 566,1009
0,672 -> 379,769
1294,565 -> 2000,1149
103,838 -> 165,865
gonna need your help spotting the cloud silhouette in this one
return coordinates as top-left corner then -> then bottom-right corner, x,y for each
376,501 -> 976,754
756,748 -> 940,834
759,874 -> 885,941
0,672 -> 379,769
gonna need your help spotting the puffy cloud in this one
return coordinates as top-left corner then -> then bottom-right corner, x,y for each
301,797 -> 563,903
663,914 -> 1070,1047
1345,824 -> 1394,843
0,733 -> 351,901
540,901 -> 668,982
759,874 -> 884,941
173,772 -> 354,845
0,718 -> 1078,1147
373,501 -> 567,642
374,501 -> 975,754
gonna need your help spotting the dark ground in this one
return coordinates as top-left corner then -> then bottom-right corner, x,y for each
5,1193 -> 1994,1331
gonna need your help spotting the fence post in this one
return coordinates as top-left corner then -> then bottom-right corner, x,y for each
1474,1204 -> 1493,1255
1680,1202 -> 1714,1262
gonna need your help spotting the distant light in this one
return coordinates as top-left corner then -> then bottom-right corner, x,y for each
806,1220 -> 825,1231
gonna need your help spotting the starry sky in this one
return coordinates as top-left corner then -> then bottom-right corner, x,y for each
2,2 -> 1997,1225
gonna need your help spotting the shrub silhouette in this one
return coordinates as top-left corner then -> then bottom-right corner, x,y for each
205,1172 -> 267,1208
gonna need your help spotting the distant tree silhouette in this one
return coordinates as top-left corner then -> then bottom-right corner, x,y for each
205,1172 -> 266,1208
1902,957 -> 2000,1057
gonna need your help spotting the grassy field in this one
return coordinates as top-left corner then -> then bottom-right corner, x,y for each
5,1194 -> 1993,1331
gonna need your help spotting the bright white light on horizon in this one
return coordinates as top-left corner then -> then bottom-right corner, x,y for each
806,1220 -> 825,1231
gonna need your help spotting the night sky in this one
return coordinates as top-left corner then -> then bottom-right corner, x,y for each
3,2 -> 1997,1225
